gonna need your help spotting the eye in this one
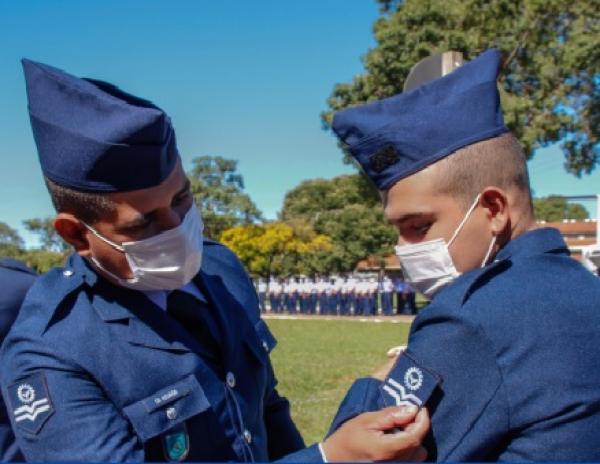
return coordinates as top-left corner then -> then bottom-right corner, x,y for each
122,218 -> 152,234
413,223 -> 431,234
398,222 -> 432,240
172,190 -> 191,206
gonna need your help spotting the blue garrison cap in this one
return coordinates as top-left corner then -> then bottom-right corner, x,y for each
331,49 -> 509,190
22,59 -> 179,192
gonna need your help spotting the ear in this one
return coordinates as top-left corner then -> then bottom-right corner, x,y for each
53,213 -> 91,256
480,187 -> 511,236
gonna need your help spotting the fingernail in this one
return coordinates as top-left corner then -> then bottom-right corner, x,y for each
393,404 -> 418,418
406,404 -> 418,415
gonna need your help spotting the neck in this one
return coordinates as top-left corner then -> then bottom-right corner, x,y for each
507,209 -> 537,246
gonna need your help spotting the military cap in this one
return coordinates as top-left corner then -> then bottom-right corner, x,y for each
22,59 -> 178,192
331,49 -> 508,190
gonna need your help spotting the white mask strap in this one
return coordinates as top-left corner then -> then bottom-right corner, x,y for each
481,235 -> 497,268
81,222 -> 125,253
447,193 -> 482,247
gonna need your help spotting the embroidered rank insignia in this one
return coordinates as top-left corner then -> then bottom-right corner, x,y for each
163,423 -> 190,461
8,372 -> 54,435
369,144 -> 400,173
380,351 -> 441,409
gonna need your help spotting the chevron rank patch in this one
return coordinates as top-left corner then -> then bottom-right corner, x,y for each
8,372 -> 54,435
380,351 -> 442,409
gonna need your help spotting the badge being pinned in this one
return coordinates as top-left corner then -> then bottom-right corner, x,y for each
380,351 -> 441,409
163,423 -> 190,461
8,372 -> 54,435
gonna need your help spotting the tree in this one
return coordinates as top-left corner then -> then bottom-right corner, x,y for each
219,222 -> 332,278
0,220 -> 64,273
19,249 -> 65,274
323,0 -> 600,175
533,196 -> 589,221
188,156 -> 263,240
280,175 -> 397,272
23,217 -> 70,253
0,221 -> 24,257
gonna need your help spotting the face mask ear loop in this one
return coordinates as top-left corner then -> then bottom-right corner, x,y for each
81,222 -> 126,253
481,235 -> 497,268
447,193 -> 482,248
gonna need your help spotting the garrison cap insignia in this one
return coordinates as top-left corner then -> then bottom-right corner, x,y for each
8,372 -> 54,434
369,145 -> 399,173
380,351 -> 441,408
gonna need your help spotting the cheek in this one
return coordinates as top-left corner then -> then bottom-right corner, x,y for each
91,239 -> 134,278
450,218 -> 492,272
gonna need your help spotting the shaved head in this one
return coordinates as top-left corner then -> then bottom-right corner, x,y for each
430,132 -> 533,214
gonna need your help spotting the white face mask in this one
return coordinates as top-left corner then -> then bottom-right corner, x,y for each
394,194 -> 497,299
84,205 -> 204,291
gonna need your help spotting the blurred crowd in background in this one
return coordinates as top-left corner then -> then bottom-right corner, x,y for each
255,275 -> 418,316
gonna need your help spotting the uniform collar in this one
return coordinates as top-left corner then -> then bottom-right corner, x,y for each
144,281 -> 208,311
495,227 -> 569,262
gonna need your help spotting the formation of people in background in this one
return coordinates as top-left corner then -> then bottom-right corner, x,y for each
256,275 -> 417,316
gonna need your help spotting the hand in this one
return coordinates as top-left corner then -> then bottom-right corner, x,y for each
322,405 -> 430,462
386,345 -> 407,358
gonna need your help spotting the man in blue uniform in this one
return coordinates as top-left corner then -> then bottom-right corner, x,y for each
0,59 -> 429,462
328,49 -> 600,461
0,258 -> 37,462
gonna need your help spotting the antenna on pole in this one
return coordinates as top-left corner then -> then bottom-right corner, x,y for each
403,51 -> 464,92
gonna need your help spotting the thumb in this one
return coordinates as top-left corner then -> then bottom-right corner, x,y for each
368,404 -> 420,432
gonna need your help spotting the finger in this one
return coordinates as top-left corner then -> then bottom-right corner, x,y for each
386,345 -> 407,358
403,408 -> 431,442
368,405 -> 420,431
376,409 -> 430,455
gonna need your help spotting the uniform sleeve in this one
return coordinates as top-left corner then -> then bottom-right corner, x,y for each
0,393 -> 23,462
326,377 -> 383,436
404,310 -> 510,461
1,350 -> 143,462
262,359 -> 306,460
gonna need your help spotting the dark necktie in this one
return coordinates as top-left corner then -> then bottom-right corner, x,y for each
166,290 -> 222,367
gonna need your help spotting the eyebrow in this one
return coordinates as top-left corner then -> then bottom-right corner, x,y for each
116,179 -> 192,231
390,212 -> 433,225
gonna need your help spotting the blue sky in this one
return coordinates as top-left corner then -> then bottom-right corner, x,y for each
1,1 -> 598,247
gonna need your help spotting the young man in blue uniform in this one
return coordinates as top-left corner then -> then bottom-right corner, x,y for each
0,259 -> 37,462
328,49 -> 600,461
0,59 -> 429,462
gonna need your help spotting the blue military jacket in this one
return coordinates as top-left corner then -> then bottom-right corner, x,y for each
0,241 -> 321,462
0,259 -> 37,462
330,228 -> 600,461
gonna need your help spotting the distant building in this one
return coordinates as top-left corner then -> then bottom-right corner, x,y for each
538,219 -> 598,263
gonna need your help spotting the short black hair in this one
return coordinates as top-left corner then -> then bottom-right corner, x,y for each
433,132 -> 533,212
45,177 -> 116,224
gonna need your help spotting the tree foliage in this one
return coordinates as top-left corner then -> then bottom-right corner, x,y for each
323,0 -> 600,175
0,220 -> 65,273
188,156 -> 263,240
219,222 -> 332,278
533,195 -> 590,221
23,217 -> 70,253
0,221 -> 24,257
280,174 -> 397,272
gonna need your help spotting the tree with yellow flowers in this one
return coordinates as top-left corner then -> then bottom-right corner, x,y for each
220,222 -> 333,278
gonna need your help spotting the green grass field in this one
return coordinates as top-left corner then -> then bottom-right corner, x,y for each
266,318 -> 411,444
